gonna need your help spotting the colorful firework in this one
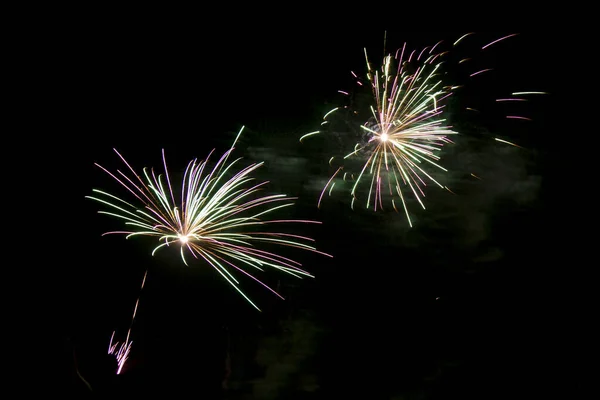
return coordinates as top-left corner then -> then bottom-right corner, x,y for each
87,127 -> 331,311
301,33 -> 546,226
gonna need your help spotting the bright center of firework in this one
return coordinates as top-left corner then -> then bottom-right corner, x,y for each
178,234 -> 190,244
380,133 -> 389,142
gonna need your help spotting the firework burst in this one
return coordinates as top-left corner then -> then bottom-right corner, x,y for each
87,127 -> 331,311
301,33 -> 546,226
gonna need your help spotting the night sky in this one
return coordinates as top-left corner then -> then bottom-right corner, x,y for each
46,29 -> 580,398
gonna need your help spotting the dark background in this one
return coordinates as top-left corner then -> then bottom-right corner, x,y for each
42,29 -> 580,398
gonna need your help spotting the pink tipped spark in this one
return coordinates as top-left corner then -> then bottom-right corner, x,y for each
482,33 -> 519,50
318,167 -> 342,209
470,68 -> 493,77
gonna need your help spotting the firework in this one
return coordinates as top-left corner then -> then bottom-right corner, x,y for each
301,33 -> 546,226
87,127 -> 331,311
107,269 -> 147,374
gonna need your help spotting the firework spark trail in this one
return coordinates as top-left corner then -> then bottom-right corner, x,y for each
301,33 -> 546,225
107,269 -> 148,374
88,127 -> 331,311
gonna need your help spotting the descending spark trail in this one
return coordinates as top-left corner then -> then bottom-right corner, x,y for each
107,269 -> 147,374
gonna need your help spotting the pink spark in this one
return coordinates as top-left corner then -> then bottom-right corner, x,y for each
482,33 -> 519,50
470,68 -> 493,77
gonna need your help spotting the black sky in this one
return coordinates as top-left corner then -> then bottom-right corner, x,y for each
43,29 -> 582,398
